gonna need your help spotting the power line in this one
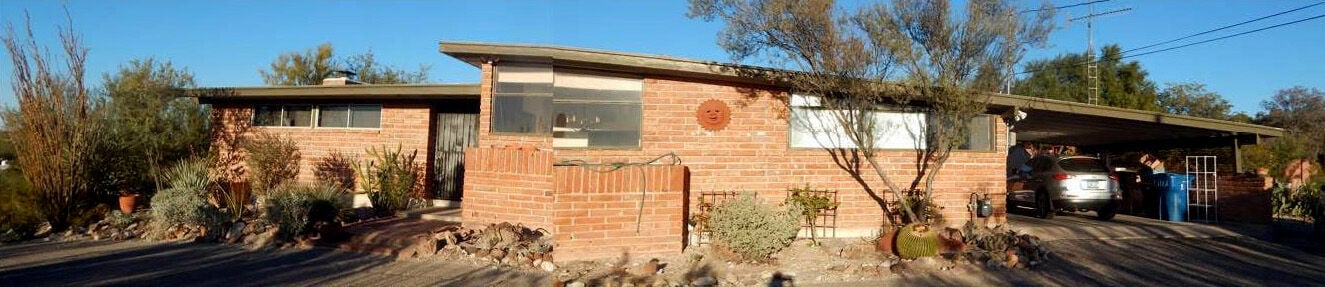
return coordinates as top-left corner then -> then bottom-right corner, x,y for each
1122,13 -> 1325,60
1015,12 -> 1325,75
1021,0 -> 1109,14
1122,1 -> 1325,54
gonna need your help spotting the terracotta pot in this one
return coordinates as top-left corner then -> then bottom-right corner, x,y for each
875,228 -> 898,256
118,194 -> 137,214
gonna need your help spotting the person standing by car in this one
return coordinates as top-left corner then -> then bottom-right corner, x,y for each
1007,141 -> 1035,180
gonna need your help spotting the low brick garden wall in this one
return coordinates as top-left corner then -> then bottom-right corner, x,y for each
463,145 -> 688,261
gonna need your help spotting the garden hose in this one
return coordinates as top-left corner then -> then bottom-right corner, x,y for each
555,152 -> 682,233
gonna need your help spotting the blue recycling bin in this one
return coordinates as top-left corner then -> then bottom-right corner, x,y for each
1153,173 -> 1190,222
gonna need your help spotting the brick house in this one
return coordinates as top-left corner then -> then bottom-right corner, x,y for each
200,84 -> 481,201
200,41 -> 1281,261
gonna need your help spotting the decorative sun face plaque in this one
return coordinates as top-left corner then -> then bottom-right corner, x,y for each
696,99 -> 731,132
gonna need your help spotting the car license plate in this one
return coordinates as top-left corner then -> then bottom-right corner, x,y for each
1085,181 -> 1101,189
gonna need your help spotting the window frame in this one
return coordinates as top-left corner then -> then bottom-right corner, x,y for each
251,103 -> 382,129
551,68 -> 644,150
787,93 -> 996,152
252,104 -> 314,128
316,104 -> 383,129
491,63 -> 555,135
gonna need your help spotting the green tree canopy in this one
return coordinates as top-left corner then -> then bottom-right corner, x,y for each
1013,44 -> 1159,111
1257,86 -> 1325,157
97,58 -> 209,195
1156,82 -> 1234,120
259,43 -> 429,85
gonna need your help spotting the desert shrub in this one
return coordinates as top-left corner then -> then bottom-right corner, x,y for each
105,210 -> 135,228
1273,183 -> 1324,220
244,132 -> 301,196
2,18 -> 103,231
314,151 -> 357,192
709,192 -> 802,260
151,157 -> 224,234
356,145 -> 421,216
264,183 -> 349,241
0,169 -> 42,241
785,184 -> 838,244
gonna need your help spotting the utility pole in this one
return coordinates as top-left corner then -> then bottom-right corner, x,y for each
1070,5 -> 1131,105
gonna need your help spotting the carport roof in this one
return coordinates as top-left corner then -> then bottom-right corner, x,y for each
192,84 -> 480,103
440,41 -> 1284,148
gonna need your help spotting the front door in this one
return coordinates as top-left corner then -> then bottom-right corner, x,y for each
431,100 -> 479,201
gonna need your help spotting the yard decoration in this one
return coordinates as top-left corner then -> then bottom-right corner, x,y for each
895,223 -> 938,260
695,99 -> 730,132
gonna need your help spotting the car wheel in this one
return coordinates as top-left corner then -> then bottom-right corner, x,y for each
1036,191 -> 1054,219
1097,202 -> 1119,221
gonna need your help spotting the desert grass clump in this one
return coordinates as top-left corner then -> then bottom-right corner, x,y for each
264,183 -> 349,241
150,157 -> 224,237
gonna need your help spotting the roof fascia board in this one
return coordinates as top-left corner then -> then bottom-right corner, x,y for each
439,41 -> 1284,138
192,84 -> 480,101
440,42 -> 782,87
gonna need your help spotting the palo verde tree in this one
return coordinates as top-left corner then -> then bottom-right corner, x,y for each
2,13 -> 103,230
259,43 -> 429,85
689,0 -> 1053,225
96,59 -> 210,198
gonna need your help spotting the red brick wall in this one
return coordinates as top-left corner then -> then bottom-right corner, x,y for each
1217,174 -> 1273,224
461,145 -> 687,261
474,64 -> 1009,237
207,102 -> 432,190
460,145 -> 555,230
552,164 -> 687,261
549,77 -> 1008,234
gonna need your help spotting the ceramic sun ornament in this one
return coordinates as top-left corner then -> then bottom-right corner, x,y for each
696,99 -> 731,132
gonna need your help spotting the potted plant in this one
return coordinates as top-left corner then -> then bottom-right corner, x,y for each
118,188 -> 138,214
117,182 -> 139,214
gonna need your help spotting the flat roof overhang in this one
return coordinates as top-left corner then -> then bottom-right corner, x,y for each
988,95 -> 1284,150
192,84 -> 480,103
437,41 -> 1285,149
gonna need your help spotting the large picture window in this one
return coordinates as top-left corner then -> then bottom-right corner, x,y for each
318,105 -> 382,128
491,64 -> 644,148
253,104 -> 312,127
552,70 -> 642,148
788,94 -> 992,151
492,64 -> 553,134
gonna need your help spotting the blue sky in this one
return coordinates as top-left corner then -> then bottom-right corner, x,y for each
1,0 -> 1322,114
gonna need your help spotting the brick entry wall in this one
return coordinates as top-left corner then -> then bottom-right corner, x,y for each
463,145 -> 688,261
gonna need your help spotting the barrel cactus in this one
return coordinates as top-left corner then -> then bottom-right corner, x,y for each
895,223 -> 938,259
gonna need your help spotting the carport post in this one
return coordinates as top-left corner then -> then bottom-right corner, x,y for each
1232,136 -> 1241,172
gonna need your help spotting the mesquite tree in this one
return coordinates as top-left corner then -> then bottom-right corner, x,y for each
689,0 -> 1053,224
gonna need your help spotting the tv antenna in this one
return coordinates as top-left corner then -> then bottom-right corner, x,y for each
1069,4 -> 1131,105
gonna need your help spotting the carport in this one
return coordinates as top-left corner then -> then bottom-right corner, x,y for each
988,94 -> 1285,224
989,94 -> 1283,170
